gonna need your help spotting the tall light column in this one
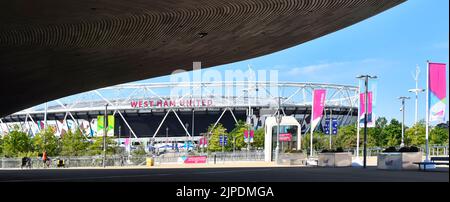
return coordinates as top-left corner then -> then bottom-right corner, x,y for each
103,103 -> 108,168
356,75 -> 377,168
398,96 -> 410,147
408,65 -> 425,126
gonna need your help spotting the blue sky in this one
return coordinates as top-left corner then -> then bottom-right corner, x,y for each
120,0 -> 449,126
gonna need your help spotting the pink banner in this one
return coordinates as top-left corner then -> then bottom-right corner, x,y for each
184,156 -> 207,164
279,133 -> 292,142
311,89 -> 326,131
429,62 -> 447,122
199,137 -> 207,145
359,92 -> 373,121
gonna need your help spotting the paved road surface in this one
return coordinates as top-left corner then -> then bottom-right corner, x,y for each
0,166 -> 448,182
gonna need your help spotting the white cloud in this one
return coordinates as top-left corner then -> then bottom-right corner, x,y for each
278,58 -> 392,84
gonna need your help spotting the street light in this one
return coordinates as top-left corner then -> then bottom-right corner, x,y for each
275,96 -> 285,164
103,103 -> 108,168
408,65 -> 425,126
185,123 -> 189,153
275,97 -> 280,164
408,88 -> 425,124
398,96 -> 410,147
166,127 -> 169,144
356,75 -> 377,168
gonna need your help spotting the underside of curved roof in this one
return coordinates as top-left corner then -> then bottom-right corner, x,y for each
0,0 -> 405,117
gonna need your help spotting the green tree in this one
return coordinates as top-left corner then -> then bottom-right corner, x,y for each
334,125 -> 357,150
253,128 -> 265,149
206,123 -> 228,152
370,117 -> 388,147
0,135 -> 3,156
430,126 -> 449,145
302,131 -> 329,153
383,119 -> 403,147
32,127 -> 61,156
404,122 -> 426,147
228,121 -> 248,151
86,136 -> 117,156
60,129 -> 89,156
2,130 -> 33,157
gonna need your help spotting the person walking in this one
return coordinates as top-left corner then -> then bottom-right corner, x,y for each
42,151 -> 49,168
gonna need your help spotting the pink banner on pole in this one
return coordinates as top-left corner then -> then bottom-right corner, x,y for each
199,137 -> 207,145
311,89 -> 326,131
359,92 -> 373,125
279,133 -> 292,142
429,62 -> 447,122
359,93 -> 365,117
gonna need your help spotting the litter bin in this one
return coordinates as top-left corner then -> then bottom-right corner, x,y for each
146,157 -> 154,167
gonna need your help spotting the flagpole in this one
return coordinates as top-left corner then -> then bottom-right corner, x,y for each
310,91 -> 315,158
425,60 -> 430,162
356,80 -> 361,160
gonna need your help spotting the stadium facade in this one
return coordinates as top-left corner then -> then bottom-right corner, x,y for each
0,81 -> 358,143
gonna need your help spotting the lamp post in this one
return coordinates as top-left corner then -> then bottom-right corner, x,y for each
408,65 -> 425,126
103,103 -> 108,168
399,96 -> 410,147
275,96 -> 282,164
356,75 -> 377,168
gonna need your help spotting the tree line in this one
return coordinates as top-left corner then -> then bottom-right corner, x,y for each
0,126 -> 118,158
301,117 -> 448,152
205,117 -> 449,152
0,117 -> 448,157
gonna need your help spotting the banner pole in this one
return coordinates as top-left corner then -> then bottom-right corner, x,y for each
356,80 -> 361,159
425,61 -> 430,162
329,108 -> 332,149
310,91 -> 315,158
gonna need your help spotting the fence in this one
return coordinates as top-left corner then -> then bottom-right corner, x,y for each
153,150 -> 265,164
0,150 -> 265,168
1,145 -> 447,168
342,145 -> 449,157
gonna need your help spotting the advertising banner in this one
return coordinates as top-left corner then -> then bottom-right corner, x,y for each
428,63 -> 447,123
97,115 -> 114,136
311,89 -> 326,131
324,118 -> 338,135
183,156 -> 207,164
279,133 -> 292,142
244,130 -> 254,143
359,92 -> 375,127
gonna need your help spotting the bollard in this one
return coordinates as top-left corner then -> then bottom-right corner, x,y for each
214,154 -> 216,164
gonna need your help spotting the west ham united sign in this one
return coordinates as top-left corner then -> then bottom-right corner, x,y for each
130,99 -> 213,108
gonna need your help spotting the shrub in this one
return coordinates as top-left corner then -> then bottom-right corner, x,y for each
383,146 -> 397,153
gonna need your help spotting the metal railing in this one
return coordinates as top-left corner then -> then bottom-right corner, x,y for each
2,145 -> 447,168
0,150 -> 266,168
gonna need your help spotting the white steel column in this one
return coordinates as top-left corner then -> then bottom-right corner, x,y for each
152,109 -> 171,138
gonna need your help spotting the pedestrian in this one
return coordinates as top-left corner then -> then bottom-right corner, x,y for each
42,151 -> 50,168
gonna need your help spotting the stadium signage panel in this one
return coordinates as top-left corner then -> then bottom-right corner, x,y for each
279,133 -> 292,142
130,99 -> 213,108
184,156 -> 207,164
